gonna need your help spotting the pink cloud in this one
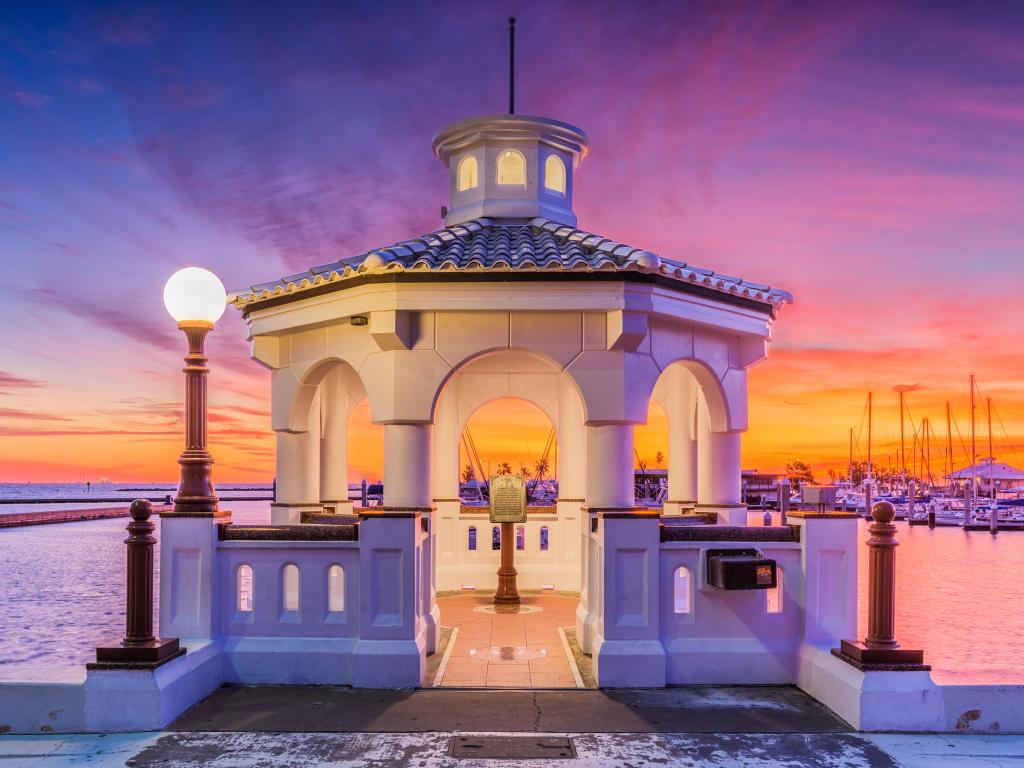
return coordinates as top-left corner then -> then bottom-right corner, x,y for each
0,371 -> 46,391
12,90 -> 49,108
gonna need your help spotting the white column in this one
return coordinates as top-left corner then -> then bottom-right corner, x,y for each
709,430 -> 742,505
557,375 -> 586,593
557,376 -> 586,502
272,430 -> 320,524
578,421 -> 633,654
697,393 -> 745,524
431,387 -> 462,594
384,423 -> 432,507
272,391 -> 320,524
431,388 -> 461,501
664,370 -> 697,516
320,368 -> 351,514
585,423 -> 635,508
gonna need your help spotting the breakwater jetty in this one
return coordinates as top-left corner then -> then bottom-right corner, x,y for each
0,505 -> 168,528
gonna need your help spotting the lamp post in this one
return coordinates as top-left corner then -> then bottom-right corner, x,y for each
162,267 -> 227,516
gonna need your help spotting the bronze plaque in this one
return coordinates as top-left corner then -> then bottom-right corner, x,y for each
489,475 -> 527,524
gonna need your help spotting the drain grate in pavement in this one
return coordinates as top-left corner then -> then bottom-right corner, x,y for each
450,735 -> 576,759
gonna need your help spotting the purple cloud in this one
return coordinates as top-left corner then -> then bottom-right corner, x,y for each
29,287 -> 178,352
12,90 -> 49,108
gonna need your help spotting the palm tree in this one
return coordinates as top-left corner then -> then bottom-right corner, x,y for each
534,457 -> 550,479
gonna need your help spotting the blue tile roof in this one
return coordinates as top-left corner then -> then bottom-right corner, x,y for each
231,217 -> 793,309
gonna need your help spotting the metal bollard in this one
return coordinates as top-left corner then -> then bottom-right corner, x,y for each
778,479 -> 790,526
123,499 -> 156,644
837,501 -> 925,667
92,499 -> 184,667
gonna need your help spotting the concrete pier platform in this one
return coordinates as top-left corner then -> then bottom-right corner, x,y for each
5,730 -> 1024,767
172,685 -> 849,734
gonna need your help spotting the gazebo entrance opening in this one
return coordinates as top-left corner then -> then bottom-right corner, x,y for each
429,363 -> 591,688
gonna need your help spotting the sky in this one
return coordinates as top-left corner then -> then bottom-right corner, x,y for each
1,0 -> 1023,484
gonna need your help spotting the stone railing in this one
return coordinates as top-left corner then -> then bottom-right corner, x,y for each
159,507 -> 432,689
576,508 -> 858,688
215,523 -> 360,684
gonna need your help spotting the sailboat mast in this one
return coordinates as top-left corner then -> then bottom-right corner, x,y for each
867,392 -> 873,497
849,427 -> 854,487
987,397 -> 994,500
946,402 -> 952,491
970,373 -> 977,509
912,429 -> 918,486
925,418 -> 931,487
899,390 -> 906,493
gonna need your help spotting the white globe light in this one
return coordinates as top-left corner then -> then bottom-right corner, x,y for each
163,267 -> 227,324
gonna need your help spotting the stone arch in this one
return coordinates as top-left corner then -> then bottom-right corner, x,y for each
431,349 -> 581,501
433,381 -> 582,594
287,357 -> 367,434
273,357 -> 371,518
650,358 -> 734,433
429,346 -> 584,426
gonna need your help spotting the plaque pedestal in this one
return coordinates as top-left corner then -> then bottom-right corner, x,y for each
494,521 -> 520,604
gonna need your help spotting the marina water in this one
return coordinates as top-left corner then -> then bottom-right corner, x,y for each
1,485 -> 1021,684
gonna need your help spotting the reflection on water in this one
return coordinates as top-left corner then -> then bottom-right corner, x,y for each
0,502 -> 268,669
860,519 -> 1024,684
1,503 -> 1020,684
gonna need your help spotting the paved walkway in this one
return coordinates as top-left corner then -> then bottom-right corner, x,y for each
170,686 -> 847,733
434,594 -> 580,687
4,731 -> 1024,767
4,686 -> 1024,766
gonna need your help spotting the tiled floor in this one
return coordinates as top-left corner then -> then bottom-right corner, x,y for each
435,594 -> 580,688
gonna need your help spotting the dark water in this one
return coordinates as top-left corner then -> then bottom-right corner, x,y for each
1,504 -> 1021,684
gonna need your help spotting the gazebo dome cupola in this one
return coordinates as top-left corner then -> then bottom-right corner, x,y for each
432,114 -> 590,228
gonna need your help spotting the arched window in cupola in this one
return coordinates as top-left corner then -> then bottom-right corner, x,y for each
544,155 -> 566,194
457,155 -> 478,191
496,149 -> 526,186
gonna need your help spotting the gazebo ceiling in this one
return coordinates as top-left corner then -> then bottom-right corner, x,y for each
230,216 -> 794,314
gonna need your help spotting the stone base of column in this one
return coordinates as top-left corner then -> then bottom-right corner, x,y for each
834,640 -> 928,670
662,499 -> 696,517
352,637 -> 426,688
593,636 -> 666,688
271,503 -> 322,525
575,602 -> 596,655
696,503 -> 748,526
424,603 -> 441,655
320,499 -> 354,516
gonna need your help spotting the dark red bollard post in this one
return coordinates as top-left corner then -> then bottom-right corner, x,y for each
91,499 -> 185,668
836,501 -> 926,669
124,499 -> 156,644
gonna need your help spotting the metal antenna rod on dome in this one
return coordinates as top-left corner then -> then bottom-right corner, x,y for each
508,16 -> 516,114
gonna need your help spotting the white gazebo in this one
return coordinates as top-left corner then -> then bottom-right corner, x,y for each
233,111 -> 790,525
229,109 -> 792,672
